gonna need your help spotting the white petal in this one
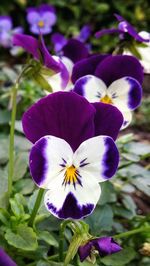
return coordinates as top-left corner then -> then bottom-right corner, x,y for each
120,111 -> 132,129
73,136 -> 119,182
74,75 -> 107,102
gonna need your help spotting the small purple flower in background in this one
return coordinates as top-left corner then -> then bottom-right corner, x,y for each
22,92 -> 123,219
51,33 -> 67,54
95,14 -> 149,43
78,237 -> 122,262
72,55 -> 143,129
26,4 -> 57,35
0,15 -> 23,54
76,25 -> 91,43
0,247 -> 17,266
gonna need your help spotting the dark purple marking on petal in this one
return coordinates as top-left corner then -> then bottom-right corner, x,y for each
95,55 -> 144,86
92,102 -> 123,140
46,192 -> 94,219
80,158 -> 89,167
78,242 -> 93,262
126,77 -> 142,110
73,76 -> 91,96
62,38 -> 89,63
0,248 -> 17,266
29,137 -> 48,187
72,54 -> 108,83
102,137 -> 119,179
22,92 -> 95,151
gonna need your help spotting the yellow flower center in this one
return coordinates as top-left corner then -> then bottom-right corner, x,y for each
100,95 -> 112,104
64,165 -> 77,185
38,20 -> 44,28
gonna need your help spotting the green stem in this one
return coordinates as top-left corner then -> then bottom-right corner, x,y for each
7,65 -> 32,198
114,226 -> 150,239
7,84 -> 18,197
28,188 -> 44,227
59,220 -> 72,262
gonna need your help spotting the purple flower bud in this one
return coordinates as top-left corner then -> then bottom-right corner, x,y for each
78,237 -> 122,262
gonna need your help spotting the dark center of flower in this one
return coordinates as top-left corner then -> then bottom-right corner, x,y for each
62,165 -> 82,188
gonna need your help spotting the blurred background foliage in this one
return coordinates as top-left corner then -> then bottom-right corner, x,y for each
0,0 -> 150,54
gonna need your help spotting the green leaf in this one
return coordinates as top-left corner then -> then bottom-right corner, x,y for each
86,205 -> 113,233
125,142 -> 150,156
14,135 -> 32,151
0,168 -> 9,208
0,208 -> 10,225
37,231 -> 58,247
13,152 -> 28,181
122,194 -> 136,215
5,224 -> 38,251
10,198 -> 25,217
14,178 -> 35,195
0,138 -> 9,163
0,110 -> 11,125
101,247 -> 136,266
98,182 -> 116,205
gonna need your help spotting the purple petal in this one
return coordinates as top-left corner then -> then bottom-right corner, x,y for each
26,10 -> 40,24
72,54 -> 108,83
78,25 -> 91,42
41,12 -> 57,27
119,21 -> 149,42
22,92 -> 95,151
38,4 -> 55,13
62,39 -> 89,63
95,55 -> 144,86
51,33 -> 67,53
95,28 -> 121,38
92,102 -> 123,140
0,248 -> 17,266
12,33 -> 39,59
114,13 -> 124,22
93,237 -> 122,256
78,242 -> 93,262
0,16 -> 12,31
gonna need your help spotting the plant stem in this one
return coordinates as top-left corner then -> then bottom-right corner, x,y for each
114,226 -> 150,239
59,220 -> 72,262
7,65 -> 32,198
7,84 -> 18,197
28,188 -> 44,227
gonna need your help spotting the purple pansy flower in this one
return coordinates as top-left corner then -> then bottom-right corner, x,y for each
72,55 -> 143,128
0,15 -> 23,53
0,248 -> 17,266
95,14 -> 149,43
77,25 -> 91,43
26,4 -> 57,35
22,92 -> 123,219
78,237 -> 122,262
13,33 -> 69,90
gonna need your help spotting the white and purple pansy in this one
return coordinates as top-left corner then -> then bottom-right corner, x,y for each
72,55 -> 143,128
22,92 -> 123,219
29,135 -> 119,219
26,4 -> 57,35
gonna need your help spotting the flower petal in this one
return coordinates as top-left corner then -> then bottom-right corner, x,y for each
107,77 -> 142,111
93,237 -> 122,256
74,136 -> 119,181
62,39 -> 89,63
72,54 -> 108,83
44,173 -> 101,219
12,33 -> 39,59
92,102 -> 123,140
78,242 -> 93,262
95,55 -> 144,86
95,28 -> 121,38
22,92 -> 95,151
51,33 -> 67,53
121,111 -> 132,129
41,12 -> 57,26
0,248 -> 17,266
26,11 -> 40,24
73,75 -> 107,102
0,16 -> 12,30
30,135 -> 73,188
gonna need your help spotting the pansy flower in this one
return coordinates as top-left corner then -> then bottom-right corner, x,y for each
26,4 -> 57,35
0,247 -> 17,266
0,15 -> 23,55
13,33 -> 69,90
95,14 -> 149,43
22,92 -> 123,219
72,55 -> 143,128
78,237 -> 122,262
77,25 -> 91,43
